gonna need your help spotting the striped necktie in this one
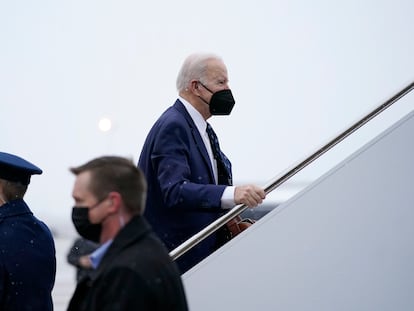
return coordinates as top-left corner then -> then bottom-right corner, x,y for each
206,123 -> 233,185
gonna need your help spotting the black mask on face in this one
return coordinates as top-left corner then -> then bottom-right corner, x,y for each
71,206 -> 102,243
198,82 -> 235,115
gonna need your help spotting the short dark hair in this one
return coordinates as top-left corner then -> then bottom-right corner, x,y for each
70,156 -> 147,215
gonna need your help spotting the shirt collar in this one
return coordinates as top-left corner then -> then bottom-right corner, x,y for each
178,96 -> 208,134
90,239 -> 113,269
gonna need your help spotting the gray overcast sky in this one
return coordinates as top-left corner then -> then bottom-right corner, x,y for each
1,0 -> 413,235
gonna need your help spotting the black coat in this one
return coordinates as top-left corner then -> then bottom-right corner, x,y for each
0,199 -> 56,310
67,216 -> 188,311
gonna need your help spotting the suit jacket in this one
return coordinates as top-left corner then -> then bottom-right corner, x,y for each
138,99 -> 231,273
0,199 -> 56,311
67,216 -> 188,311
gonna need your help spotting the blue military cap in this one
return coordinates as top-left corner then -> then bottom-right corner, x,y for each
0,152 -> 42,185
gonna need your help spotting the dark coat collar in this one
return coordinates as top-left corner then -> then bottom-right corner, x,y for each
93,215 -> 152,276
0,199 -> 32,219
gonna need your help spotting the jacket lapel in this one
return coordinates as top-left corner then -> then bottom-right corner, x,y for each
173,100 -> 215,182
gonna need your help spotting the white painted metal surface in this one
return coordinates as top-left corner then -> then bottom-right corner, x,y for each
183,110 -> 414,311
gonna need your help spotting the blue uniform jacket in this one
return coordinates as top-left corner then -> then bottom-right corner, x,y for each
0,199 -> 56,310
138,99 -> 231,273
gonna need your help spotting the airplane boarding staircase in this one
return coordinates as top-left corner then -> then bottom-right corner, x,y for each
172,82 -> 414,311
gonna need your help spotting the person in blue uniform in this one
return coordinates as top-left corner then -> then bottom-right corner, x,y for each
0,151 -> 56,310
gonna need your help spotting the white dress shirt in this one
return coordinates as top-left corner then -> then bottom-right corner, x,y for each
179,97 -> 235,209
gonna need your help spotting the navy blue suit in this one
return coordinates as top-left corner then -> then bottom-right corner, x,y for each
0,199 -> 56,310
138,99 -> 231,273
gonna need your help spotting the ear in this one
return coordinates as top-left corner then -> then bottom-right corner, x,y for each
191,80 -> 200,91
191,80 -> 204,97
106,192 -> 122,213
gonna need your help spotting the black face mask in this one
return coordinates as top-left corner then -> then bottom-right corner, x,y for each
198,82 -> 235,115
71,207 -> 102,243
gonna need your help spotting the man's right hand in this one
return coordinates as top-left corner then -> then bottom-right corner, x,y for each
234,185 -> 266,208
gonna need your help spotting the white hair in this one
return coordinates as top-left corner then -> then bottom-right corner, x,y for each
176,53 -> 223,92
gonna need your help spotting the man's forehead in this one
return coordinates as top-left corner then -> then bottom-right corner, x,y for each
206,63 -> 228,80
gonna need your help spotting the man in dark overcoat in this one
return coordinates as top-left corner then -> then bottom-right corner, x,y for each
67,156 -> 188,311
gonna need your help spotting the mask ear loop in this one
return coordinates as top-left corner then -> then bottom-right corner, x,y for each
197,81 -> 214,93
195,81 -> 213,107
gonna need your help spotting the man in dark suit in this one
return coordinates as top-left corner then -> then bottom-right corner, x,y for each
138,53 -> 266,274
67,156 -> 188,311
0,151 -> 56,310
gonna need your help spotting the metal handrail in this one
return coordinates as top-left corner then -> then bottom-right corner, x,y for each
170,81 -> 414,261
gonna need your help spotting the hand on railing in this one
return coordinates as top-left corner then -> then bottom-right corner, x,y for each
234,184 -> 266,208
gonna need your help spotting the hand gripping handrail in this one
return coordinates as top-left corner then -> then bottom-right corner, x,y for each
170,81 -> 414,261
